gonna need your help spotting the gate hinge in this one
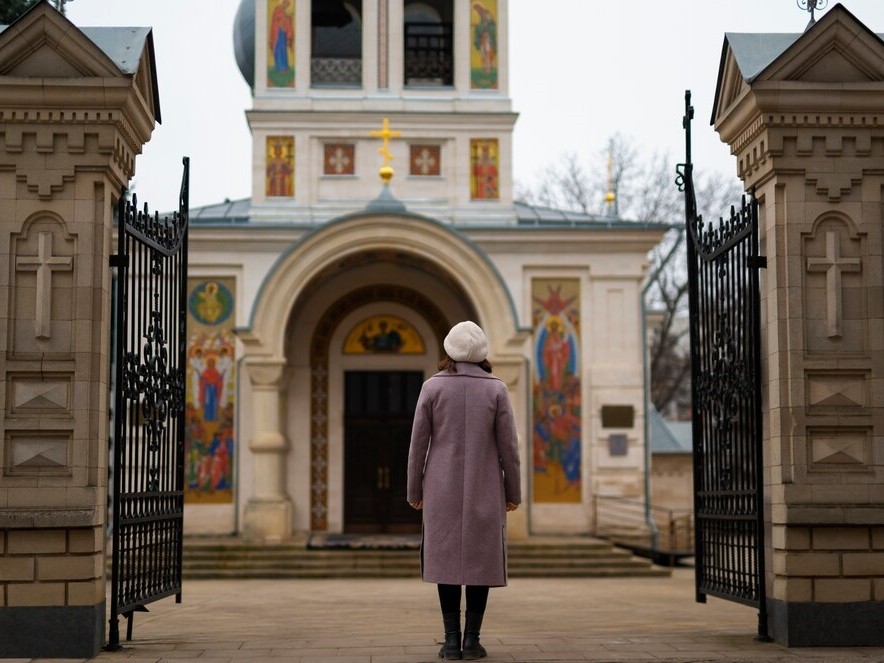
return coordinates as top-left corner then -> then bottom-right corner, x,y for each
109,254 -> 125,268
748,256 -> 767,269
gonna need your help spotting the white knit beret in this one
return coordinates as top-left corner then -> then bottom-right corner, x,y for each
443,321 -> 488,363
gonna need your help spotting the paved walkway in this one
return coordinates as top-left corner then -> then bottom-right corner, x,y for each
13,568 -> 884,662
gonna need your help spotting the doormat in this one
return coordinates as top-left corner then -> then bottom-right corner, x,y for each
307,534 -> 421,550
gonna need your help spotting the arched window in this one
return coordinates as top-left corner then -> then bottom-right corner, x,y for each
404,0 -> 453,87
312,0 -> 362,86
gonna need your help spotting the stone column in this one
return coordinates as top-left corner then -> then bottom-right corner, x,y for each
0,4 -> 159,657
243,360 -> 293,542
713,9 -> 884,645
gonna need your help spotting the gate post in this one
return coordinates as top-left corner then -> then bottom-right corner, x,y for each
243,360 -> 293,542
712,7 -> 884,646
0,5 -> 160,657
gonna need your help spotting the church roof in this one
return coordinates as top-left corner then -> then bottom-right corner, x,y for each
514,201 -> 668,228
0,3 -> 160,122
189,198 -> 252,224
78,27 -> 153,75
723,32 -> 804,82
233,0 -> 255,89
722,29 -> 884,83
185,197 -> 674,230
649,409 -> 692,454
0,22 -> 153,76
712,5 -> 884,123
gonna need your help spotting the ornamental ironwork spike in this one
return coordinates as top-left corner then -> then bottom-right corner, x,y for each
797,0 -> 828,30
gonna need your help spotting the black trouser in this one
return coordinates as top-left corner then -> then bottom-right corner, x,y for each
437,584 -> 489,614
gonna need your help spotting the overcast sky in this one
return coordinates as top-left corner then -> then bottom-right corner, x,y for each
63,0 -> 884,210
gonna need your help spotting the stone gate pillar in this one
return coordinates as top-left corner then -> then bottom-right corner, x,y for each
713,7 -> 884,645
0,5 -> 159,657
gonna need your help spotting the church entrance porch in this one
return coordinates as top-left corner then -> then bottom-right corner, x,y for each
235,213 -> 526,542
343,370 -> 423,534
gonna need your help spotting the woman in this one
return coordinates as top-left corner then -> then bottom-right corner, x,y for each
407,321 -> 521,660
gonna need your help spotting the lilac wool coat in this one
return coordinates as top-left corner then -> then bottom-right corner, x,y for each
407,362 -> 521,587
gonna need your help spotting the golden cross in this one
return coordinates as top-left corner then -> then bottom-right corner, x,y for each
370,117 -> 401,169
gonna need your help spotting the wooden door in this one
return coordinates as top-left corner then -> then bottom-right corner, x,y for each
344,371 -> 423,533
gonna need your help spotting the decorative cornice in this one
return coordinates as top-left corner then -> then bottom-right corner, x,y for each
245,109 -> 519,130
0,106 -> 147,189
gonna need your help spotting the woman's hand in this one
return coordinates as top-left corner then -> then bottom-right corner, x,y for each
506,501 -> 519,512
408,500 -> 423,510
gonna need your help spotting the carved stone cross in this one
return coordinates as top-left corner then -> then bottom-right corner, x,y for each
807,231 -> 860,338
15,232 -> 73,340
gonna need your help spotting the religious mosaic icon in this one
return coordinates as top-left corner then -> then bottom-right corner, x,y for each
267,0 -> 295,88
185,278 -> 237,504
324,143 -> 355,175
470,138 -> 499,200
266,136 -> 294,197
410,144 -> 441,176
343,315 -> 426,354
470,0 -> 498,89
532,279 -> 582,503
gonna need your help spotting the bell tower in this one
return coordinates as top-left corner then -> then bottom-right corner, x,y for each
233,0 -> 515,223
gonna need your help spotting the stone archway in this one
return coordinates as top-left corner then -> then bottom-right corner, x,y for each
236,212 -> 522,541
239,212 -> 518,359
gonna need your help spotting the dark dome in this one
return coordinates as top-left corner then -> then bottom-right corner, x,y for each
233,0 -> 255,89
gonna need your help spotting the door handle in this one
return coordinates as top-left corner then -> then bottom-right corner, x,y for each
377,467 -> 384,490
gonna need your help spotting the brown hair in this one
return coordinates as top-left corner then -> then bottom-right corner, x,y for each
439,355 -> 493,374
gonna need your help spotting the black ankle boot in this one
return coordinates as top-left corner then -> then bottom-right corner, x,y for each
462,611 -> 487,660
439,611 -> 462,660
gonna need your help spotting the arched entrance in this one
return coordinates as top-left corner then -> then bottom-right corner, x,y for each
302,281 -> 457,533
236,212 -> 523,540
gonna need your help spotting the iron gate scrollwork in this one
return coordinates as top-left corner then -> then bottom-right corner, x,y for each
107,157 -> 190,649
678,92 -> 769,640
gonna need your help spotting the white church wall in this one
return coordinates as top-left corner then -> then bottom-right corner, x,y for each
470,234 -> 658,534
187,232 -> 309,535
247,119 -> 516,223
195,220 -> 663,536
183,262 -> 246,535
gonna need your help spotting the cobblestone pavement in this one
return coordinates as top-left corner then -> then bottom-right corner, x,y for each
11,569 -> 884,662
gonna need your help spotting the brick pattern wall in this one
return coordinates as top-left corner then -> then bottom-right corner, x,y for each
772,525 -> 884,603
0,527 -> 105,608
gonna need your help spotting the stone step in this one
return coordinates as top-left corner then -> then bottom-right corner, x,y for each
182,566 -> 670,580
174,536 -> 671,580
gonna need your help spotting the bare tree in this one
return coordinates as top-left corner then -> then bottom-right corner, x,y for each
517,151 -> 597,213
516,137 -> 743,418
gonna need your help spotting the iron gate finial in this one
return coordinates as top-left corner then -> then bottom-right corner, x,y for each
797,0 -> 828,30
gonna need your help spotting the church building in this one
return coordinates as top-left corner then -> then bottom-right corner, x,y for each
183,0 -> 668,541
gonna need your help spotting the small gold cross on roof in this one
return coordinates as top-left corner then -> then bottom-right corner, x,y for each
370,117 -> 402,183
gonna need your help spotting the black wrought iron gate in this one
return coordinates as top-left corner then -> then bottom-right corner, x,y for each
678,93 -> 768,640
107,158 -> 190,649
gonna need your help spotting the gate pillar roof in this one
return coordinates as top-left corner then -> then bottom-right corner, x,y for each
0,2 -> 161,189
712,4 -> 884,188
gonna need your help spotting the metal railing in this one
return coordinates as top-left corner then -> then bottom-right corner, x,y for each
592,495 -> 694,565
405,22 -> 453,86
311,57 -> 362,86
